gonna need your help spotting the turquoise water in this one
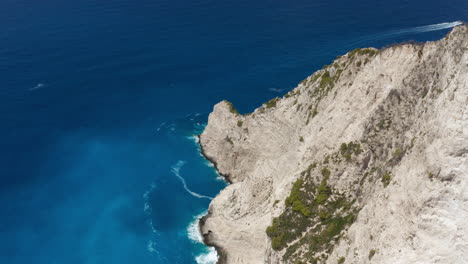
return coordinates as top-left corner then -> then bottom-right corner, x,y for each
0,0 -> 466,263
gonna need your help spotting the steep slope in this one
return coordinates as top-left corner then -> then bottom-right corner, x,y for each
200,25 -> 468,264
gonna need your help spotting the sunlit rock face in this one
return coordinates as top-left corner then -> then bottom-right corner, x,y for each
200,25 -> 468,264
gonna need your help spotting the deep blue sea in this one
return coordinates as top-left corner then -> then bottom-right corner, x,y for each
0,0 -> 466,263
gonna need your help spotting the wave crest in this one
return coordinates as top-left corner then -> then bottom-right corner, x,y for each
187,212 -> 219,264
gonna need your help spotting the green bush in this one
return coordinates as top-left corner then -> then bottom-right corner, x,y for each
237,120 -> 243,127
225,136 -> 233,145
312,107 -> 318,117
340,142 -> 362,161
392,147 -> 404,160
381,171 -> 391,187
321,167 -> 331,179
265,98 -> 279,108
223,100 -> 239,115
368,249 -> 376,260
316,180 -> 331,204
267,166 -> 357,260
338,257 -> 345,264
320,71 -> 333,90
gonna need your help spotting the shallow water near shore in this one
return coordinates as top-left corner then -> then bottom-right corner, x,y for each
1,0 -> 467,263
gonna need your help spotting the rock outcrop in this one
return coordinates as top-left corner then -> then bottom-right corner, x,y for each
200,25 -> 468,264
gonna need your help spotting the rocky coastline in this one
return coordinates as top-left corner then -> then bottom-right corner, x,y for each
198,24 -> 467,264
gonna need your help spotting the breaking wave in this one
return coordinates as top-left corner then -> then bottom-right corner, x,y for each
187,212 -> 219,264
195,248 -> 218,264
172,161 -> 213,200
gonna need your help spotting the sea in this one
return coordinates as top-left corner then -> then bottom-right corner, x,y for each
0,0 -> 466,263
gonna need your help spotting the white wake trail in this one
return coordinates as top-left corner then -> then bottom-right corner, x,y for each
349,21 -> 463,47
172,161 -> 213,200
380,21 -> 462,38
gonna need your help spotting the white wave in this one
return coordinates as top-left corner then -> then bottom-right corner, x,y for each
143,183 -> 157,214
172,161 -> 213,200
28,83 -> 44,91
187,212 -> 206,243
350,21 -> 463,47
147,240 -> 158,253
148,219 -> 157,233
196,247 -> 218,264
187,135 -> 200,144
187,212 -> 219,264
155,122 -> 167,132
268,87 -> 284,93
144,202 -> 151,213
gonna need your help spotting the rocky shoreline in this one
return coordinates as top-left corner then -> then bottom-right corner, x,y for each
197,24 -> 468,263
197,135 -> 231,264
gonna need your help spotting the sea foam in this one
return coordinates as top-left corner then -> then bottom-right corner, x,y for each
350,21 -> 463,47
187,212 -> 219,264
172,160 -> 213,200
195,248 -> 218,264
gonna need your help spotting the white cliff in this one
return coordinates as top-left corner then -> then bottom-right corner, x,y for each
199,24 -> 468,264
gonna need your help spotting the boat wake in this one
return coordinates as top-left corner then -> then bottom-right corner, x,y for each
172,160 -> 213,200
350,21 -> 463,46
28,83 -> 45,91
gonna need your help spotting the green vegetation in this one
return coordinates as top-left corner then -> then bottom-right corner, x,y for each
300,77 -> 309,85
340,142 -> 362,161
223,100 -> 239,115
299,136 -> 304,142
267,162 -> 358,263
320,71 -> 334,90
237,120 -> 243,127
338,257 -> 346,264
225,136 -> 233,145
368,249 -> 376,260
321,167 -> 331,179
266,178 -> 316,251
377,119 -> 391,130
302,163 -> 317,177
409,137 -> 416,149
285,179 -> 312,217
265,98 -> 279,108
349,48 -> 377,58
392,147 -> 404,160
312,107 -> 319,117
381,171 -> 391,187
315,178 -> 331,204
311,73 -> 321,83
428,172 -> 434,180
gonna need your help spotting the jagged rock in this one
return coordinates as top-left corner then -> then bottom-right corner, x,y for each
200,25 -> 468,264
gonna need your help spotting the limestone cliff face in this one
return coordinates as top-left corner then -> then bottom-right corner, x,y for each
200,25 -> 468,264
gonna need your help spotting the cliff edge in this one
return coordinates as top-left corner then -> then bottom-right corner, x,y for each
200,25 -> 468,264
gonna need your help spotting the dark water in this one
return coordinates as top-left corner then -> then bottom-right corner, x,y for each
0,0 -> 466,263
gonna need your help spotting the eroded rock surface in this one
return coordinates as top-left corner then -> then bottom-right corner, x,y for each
200,25 -> 468,264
